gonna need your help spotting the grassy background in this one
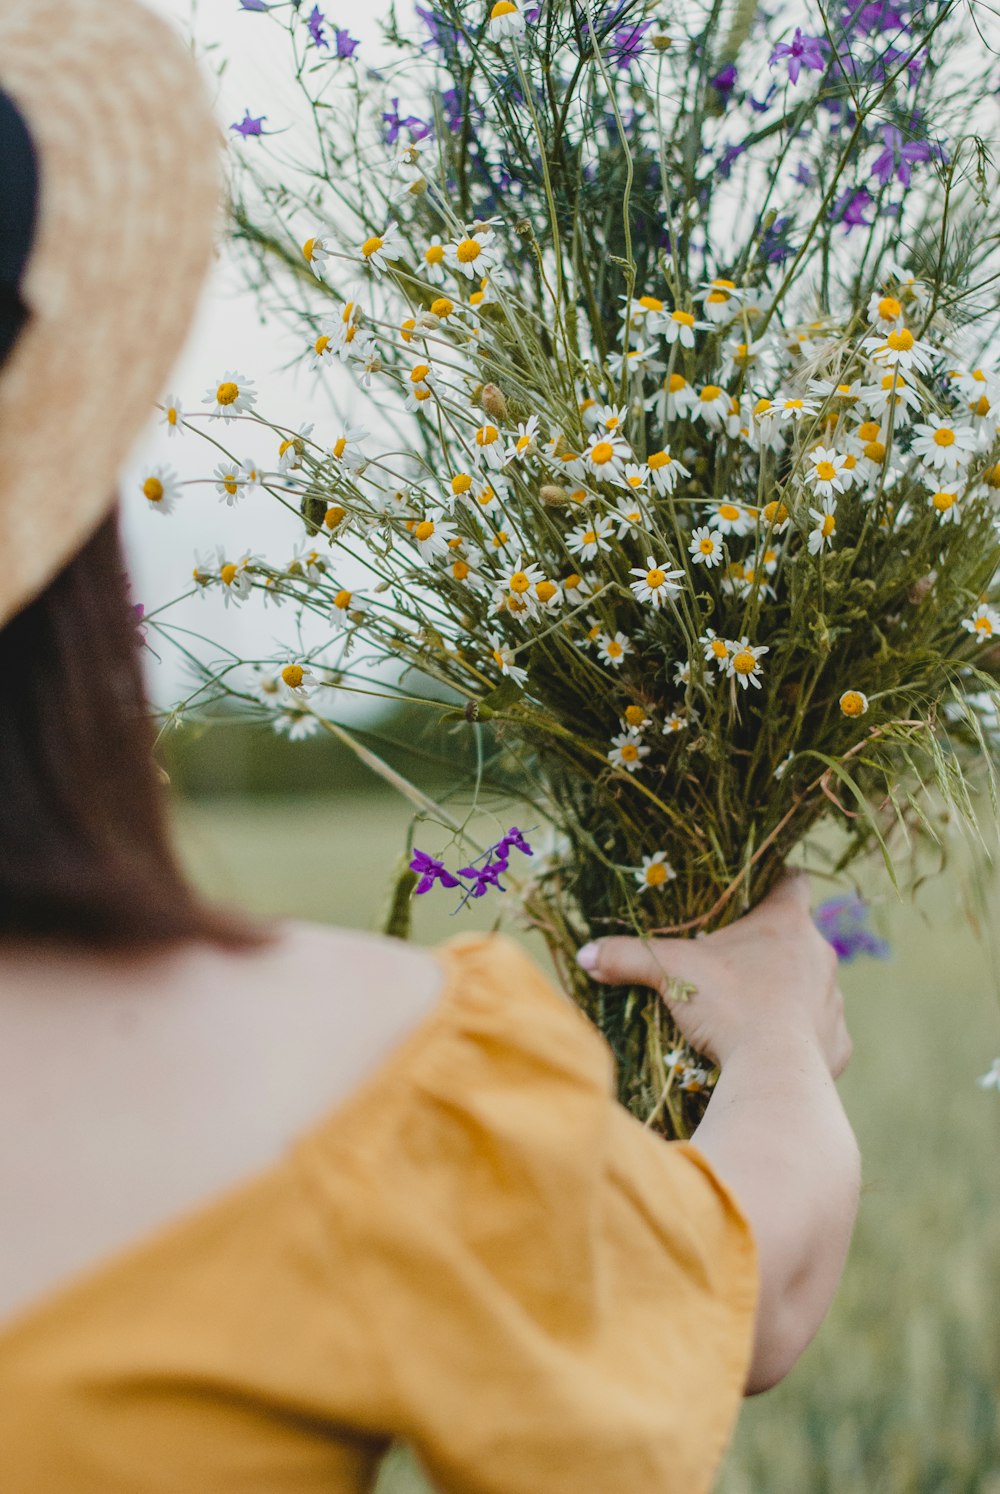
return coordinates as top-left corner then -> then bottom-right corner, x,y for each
175,789 -> 1000,1493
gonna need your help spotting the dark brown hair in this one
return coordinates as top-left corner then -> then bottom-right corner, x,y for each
0,512 -> 269,949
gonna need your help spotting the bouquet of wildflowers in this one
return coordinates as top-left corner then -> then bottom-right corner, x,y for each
150,0 -> 1000,1136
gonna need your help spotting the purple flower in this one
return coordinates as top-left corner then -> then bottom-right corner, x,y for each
456,859 -> 508,898
710,63 -> 738,100
231,110 -> 266,138
851,1 -> 909,34
409,849 -> 461,895
609,20 -> 653,68
306,5 -> 327,47
238,0 -> 271,10
869,124 -> 933,188
761,215 -> 795,263
792,160 -> 815,187
383,97 -> 432,145
831,185 -> 873,231
333,27 -> 360,59
495,826 -> 533,859
717,142 -> 745,179
815,895 -> 890,962
770,27 -> 827,84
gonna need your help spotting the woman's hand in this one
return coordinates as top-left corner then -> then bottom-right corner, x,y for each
577,872 -> 851,1076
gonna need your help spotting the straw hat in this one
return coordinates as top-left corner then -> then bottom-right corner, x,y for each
0,0 -> 221,628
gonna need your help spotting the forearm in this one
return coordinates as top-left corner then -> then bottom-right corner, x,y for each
690,1024 -> 861,1393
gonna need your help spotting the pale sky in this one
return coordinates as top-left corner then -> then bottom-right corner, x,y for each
125,0 -> 395,710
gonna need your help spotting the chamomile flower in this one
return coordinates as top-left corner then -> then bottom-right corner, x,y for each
608,731 -> 649,773
218,553 -> 254,607
962,602 -> 1000,641
301,234 -> 333,277
464,479 -> 505,516
214,461 -> 246,506
635,851 -> 677,890
445,224 -> 500,278
310,321 -> 338,368
202,370 -> 258,422
807,446 -> 849,497
622,704 -> 652,731
691,382 -> 731,428
911,415 -> 977,472
759,499 -> 791,533
329,586 -> 371,629
614,463 -> 650,497
664,309 -> 708,347
405,377 -> 435,414
474,421 -> 507,470
274,710 -> 321,742
499,556 -> 545,604
278,662 -> 316,702
508,414 -> 541,461
597,631 -> 635,668
421,236 -> 447,284
357,221 -> 403,275
140,465 -> 182,514
673,659 -> 692,687
487,0 -> 526,44
725,637 -> 769,690
646,448 -> 689,495
927,487 -> 961,524
532,577 -> 562,612
329,425 -> 368,469
808,499 -> 838,553
706,498 -> 754,536
860,370 -> 922,423
160,394 -> 184,438
487,632 -> 528,687
776,395 -> 818,422
655,371 -> 697,422
561,570 -> 596,603
662,712 -> 688,734
839,690 -> 869,718
862,327 -> 934,375
698,278 -> 742,323
688,526 -> 724,566
584,430 -> 631,478
613,495 -> 650,538
606,344 -> 664,382
277,424 -> 315,473
410,514 -> 456,559
629,556 -> 685,607
866,291 -> 905,331
622,294 -> 668,334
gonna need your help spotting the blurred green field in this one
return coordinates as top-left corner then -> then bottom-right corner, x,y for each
176,793 -> 1000,1493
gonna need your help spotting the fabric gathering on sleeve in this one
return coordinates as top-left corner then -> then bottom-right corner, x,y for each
292,932 -> 759,1494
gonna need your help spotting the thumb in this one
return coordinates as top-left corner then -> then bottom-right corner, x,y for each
576,934 -> 704,995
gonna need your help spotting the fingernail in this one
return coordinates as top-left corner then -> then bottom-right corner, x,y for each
576,942 -> 599,972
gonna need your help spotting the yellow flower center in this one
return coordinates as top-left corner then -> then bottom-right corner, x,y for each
143,477 -> 164,503
975,616 -> 993,635
699,537 -> 715,555
492,648 -> 506,668
425,243 -> 445,265
647,450 -> 671,470
315,335 -> 330,356
564,572 -> 582,591
582,529 -> 597,545
864,440 -> 886,462
282,664 -> 305,688
972,395 -> 991,417
411,363 -> 431,383
719,503 -> 740,521
606,641 -> 623,658
816,461 -> 837,481
456,237 -> 482,263
491,0 -> 517,14
452,560 -> 470,581
933,427 -> 955,447
645,862 -> 669,887
216,381 -> 239,406
732,649 -> 756,675
414,387 -> 432,402
700,384 -> 722,402
302,237 -> 317,262
821,514 -> 836,537
878,296 -> 902,319
985,464 -> 1000,489
886,328 -> 914,351
626,474 -> 643,489
492,530 -> 509,547
333,436 -> 348,459
668,373 -> 688,393
932,491 -> 956,511
431,297 -> 454,318
711,639 -> 728,658
325,504 -> 346,529
220,564 -> 238,586
762,500 -> 788,524
620,742 -> 639,761
672,310 -> 695,327
646,567 -> 666,588
783,398 -> 804,410
333,589 -> 352,610
754,398 -> 773,415
590,441 -> 614,464
712,278 -> 736,290
624,705 -> 646,727
223,474 -> 238,495
451,472 -> 473,494
843,454 -> 857,470
535,580 -> 557,603
476,424 -> 499,445
840,691 -> 867,717
400,318 -> 416,342
361,235 -> 384,258
166,407 -> 178,426
509,570 -> 531,594
414,519 -> 435,541
638,295 -> 664,312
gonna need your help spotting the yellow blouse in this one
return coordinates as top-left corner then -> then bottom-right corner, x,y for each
0,933 -> 757,1494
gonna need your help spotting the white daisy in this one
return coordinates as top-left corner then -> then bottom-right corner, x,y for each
911,415 -> 977,472
445,225 -> 500,279
634,851 -> 678,890
202,370 -> 258,423
663,308 -> 709,348
962,602 -> 1000,642
859,371 -> 923,423
725,637 -> 769,690
410,514 -> 456,559
218,554 -> 254,607
662,712 -> 688,734
658,373 -> 698,422
567,514 -> 615,561
613,495 -> 650,538
688,526 -> 724,567
487,0 -> 526,44
214,461 -> 247,507
698,278 -> 742,323
487,632 -> 528,686
421,237 -> 447,284
277,424 -> 316,473
329,425 -> 369,469
691,383 -> 731,428
278,662 -> 316,702
808,499 -> 838,553
140,465 -> 182,515
160,394 -> 184,438
646,448 -> 690,495
861,328 -> 934,375
807,446 -> 849,497
357,221 -> 403,275
927,487 -> 962,525
608,730 -> 649,773
585,430 -> 631,478
597,631 -> 634,667
776,396 -> 819,422
866,290 -> 905,332
706,498 -> 754,536
606,345 -> 665,382
595,402 -> 629,434
629,556 -> 685,607
329,585 -> 371,629
301,233 -> 334,278
508,414 -> 541,461
474,421 -> 508,470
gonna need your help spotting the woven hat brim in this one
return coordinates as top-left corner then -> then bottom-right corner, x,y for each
0,0 -> 221,627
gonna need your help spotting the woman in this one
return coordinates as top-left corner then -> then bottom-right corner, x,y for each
0,3 -> 860,1491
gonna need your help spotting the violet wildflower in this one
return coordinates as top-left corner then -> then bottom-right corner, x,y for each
332,27 -> 360,59
761,215 -> 795,263
456,858 -> 508,898
792,160 -> 815,187
383,98 -> 432,145
710,63 -> 738,101
770,28 -> 827,84
231,111 -> 266,138
870,124 -> 933,188
831,186 -> 873,231
495,826 -> 533,859
306,5 -> 327,48
815,895 -> 890,962
609,20 -> 653,68
238,0 -> 271,10
410,849 -> 461,894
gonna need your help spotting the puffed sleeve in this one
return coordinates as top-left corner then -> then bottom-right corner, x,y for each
292,933 -> 758,1494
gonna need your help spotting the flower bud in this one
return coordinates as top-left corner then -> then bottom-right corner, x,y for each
480,382 -> 508,420
540,484 -> 570,506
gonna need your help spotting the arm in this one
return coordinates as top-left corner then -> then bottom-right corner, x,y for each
577,873 -> 860,1394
